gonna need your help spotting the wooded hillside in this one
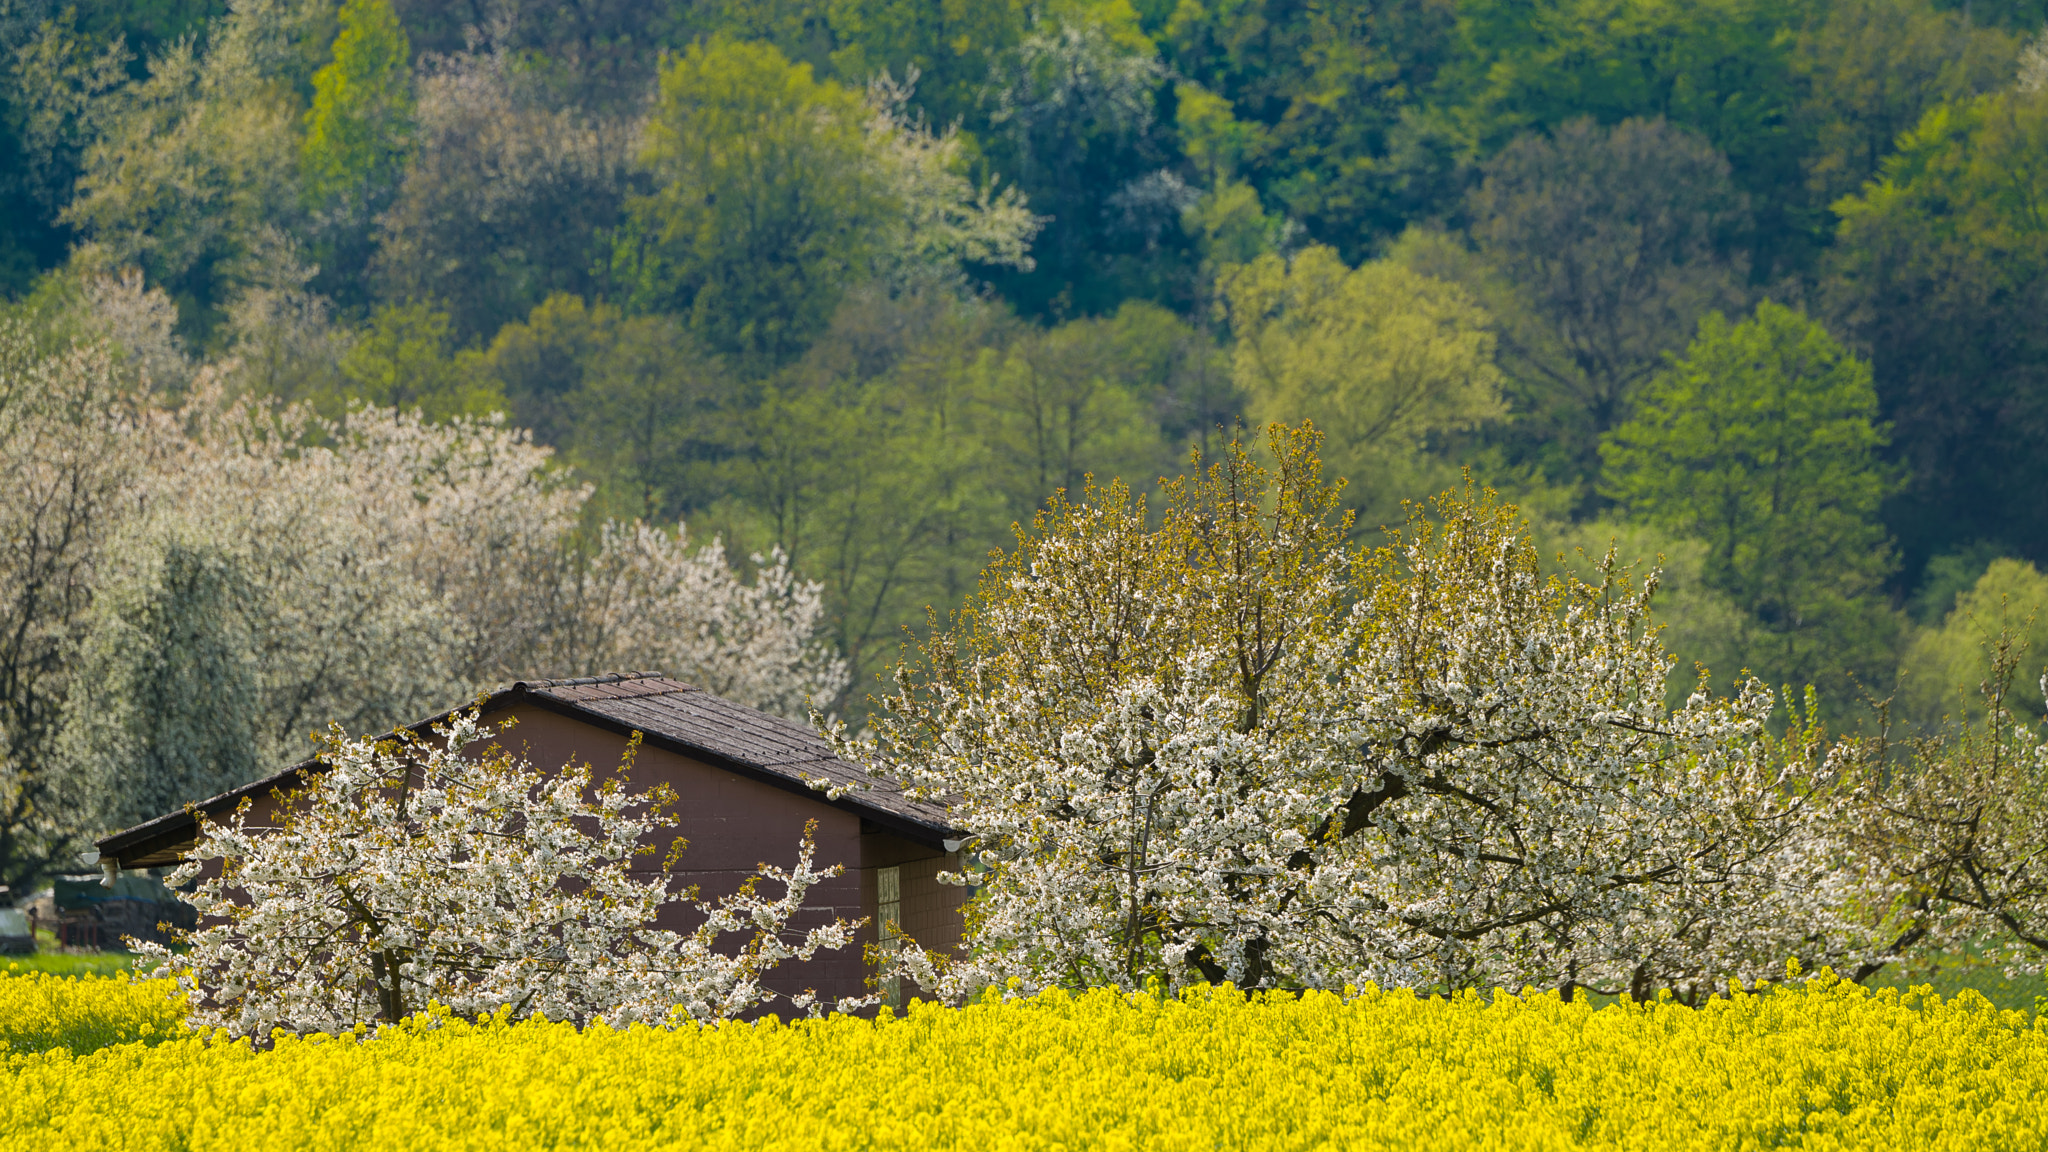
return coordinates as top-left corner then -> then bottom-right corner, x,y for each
5,0 -> 2045,722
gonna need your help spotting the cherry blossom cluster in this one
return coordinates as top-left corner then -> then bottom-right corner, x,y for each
37,358 -> 843,837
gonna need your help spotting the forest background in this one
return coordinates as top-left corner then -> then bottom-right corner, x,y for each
6,0 -> 2048,738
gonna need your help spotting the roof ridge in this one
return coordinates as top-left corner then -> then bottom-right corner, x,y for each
512,672 -> 668,691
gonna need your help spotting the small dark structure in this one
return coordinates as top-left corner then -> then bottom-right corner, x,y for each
96,673 -> 966,1006
47,873 -> 197,948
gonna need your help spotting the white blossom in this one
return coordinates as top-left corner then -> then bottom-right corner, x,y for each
5,328 -> 847,867
574,521 -> 848,721
1836,629 -> 2048,975
864,70 -> 1042,288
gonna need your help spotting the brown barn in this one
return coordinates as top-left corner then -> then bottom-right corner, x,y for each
94,672 -> 967,1007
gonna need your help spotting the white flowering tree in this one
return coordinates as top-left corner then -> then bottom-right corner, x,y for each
0,325 -> 171,893
832,426 -> 1862,1002
574,520 -> 849,721
1339,490 -> 1858,999
1837,629 -> 2048,977
150,394 -> 846,725
830,426 -> 1369,999
863,69 -> 1041,291
135,709 -> 871,1036
47,367 -> 847,839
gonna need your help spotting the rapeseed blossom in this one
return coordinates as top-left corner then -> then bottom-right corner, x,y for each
5,967 -> 2045,1149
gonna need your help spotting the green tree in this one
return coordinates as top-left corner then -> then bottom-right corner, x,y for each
972,307 -> 1180,513
1445,0 -> 1804,272
1933,0 -> 2047,30
337,301 -> 501,420
613,37 -> 890,374
471,292 -> 619,449
1826,85 -> 2048,582
1909,542 -> 2009,626
1090,298 -> 1239,463
1788,0 -> 2017,227
819,0 -> 1030,128
565,314 -> 732,523
1898,558 -> 2048,728
1162,0 -> 1460,261
1464,117 -> 1751,496
465,293 -> 735,521
1221,245 -> 1503,528
1601,301 -> 1901,700
1,8 -> 131,297
371,49 -> 633,343
300,0 -> 412,208
62,0 -> 322,338
709,288 -> 1013,708
299,0 -> 412,312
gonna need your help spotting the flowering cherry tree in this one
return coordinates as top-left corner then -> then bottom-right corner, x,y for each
1339,490 -> 1858,999
829,428 -> 1359,999
1837,629 -> 2048,976
832,426 -> 1861,1002
135,709 -> 870,1036
573,520 -> 848,721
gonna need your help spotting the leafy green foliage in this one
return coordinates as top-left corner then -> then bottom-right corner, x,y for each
337,301 -> 501,421
1899,559 -> 2048,727
1827,86 -> 2048,586
1163,0 -> 1460,262
466,293 -> 734,524
818,0 -> 1029,128
614,38 -> 888,373
1464,117 -> 1751,495
1789,0 -> 2017,230
371,50 -> 632,343
300,0 -> 412,208
1601,302 -> 1900,700
1220,245 -> 1501,528
1911,542 -> 2009,626
970,303 -> 1182,512
1445,0 -> 1804,270
1538,517 -> 1752,709
14,0 -> 2048,749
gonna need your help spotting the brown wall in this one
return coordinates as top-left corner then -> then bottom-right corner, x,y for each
491,702 -> 959,1008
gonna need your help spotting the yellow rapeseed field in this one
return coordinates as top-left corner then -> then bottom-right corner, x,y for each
4,966 -> 2045,1150
0,967 -> 186,1056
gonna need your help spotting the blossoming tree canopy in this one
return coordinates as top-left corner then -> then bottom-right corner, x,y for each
1343,486 -> 1854,998
135,710 -> 872,1037
833,423 -> 1357,998
1839,628 -> 2048,975
836,422 -> 1859,1002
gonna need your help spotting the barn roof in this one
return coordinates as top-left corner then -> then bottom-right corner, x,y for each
96,673 -> 956,869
